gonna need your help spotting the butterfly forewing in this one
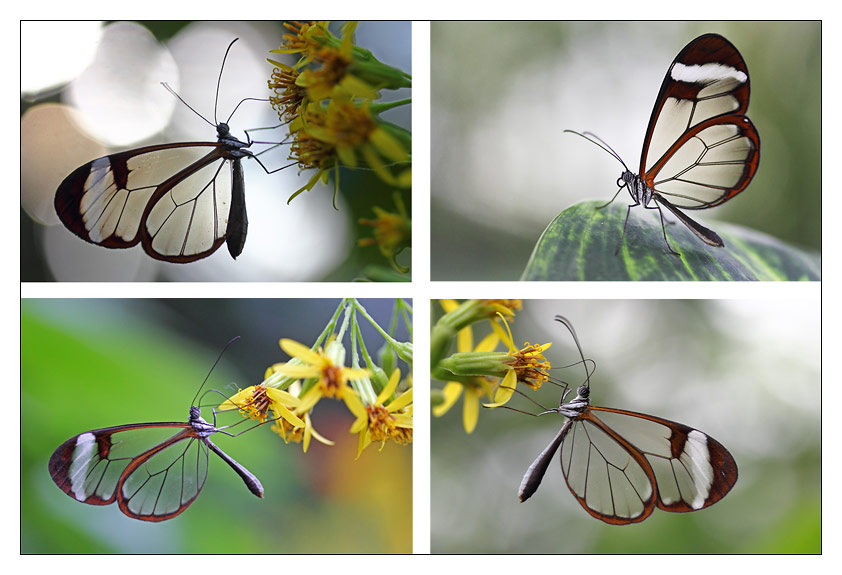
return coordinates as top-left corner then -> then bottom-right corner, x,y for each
48,422 -> 194,507
55,143 -> 235,263
642,34 -> 751,176
583,407 -> 737,515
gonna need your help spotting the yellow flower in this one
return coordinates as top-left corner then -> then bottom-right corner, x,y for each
358,195 -> 411,268
269,338 -> 369,414
286,98 -> 410,204
218,384 -> 305,429
345,369 -> 413,457
267,62 -> 306,122
272,21 -> 329,65
432,323 -> 499,433
273,410 -> 335,453
484,315 -> 552,408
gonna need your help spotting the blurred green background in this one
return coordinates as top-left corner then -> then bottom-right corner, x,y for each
22,298 -> 412,553
431,22 -> 820,279
21,20 -> 411,281
431,299 -> 820,553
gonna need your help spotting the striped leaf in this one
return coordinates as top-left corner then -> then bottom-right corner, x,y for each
521,201 -> 820,281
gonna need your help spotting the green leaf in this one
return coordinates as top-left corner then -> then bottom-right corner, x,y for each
522,201 -> 821,281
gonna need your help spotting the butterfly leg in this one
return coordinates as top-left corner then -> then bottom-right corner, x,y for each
249,154 -> 296,176
645,202 -> 681,257
615,201 -> 639,255
596,185 -> 624,210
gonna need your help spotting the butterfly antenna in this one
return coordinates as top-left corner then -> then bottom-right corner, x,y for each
192,336 -> 241,407
215,38 -> 239,125
225,97 -> 270,125
161,82 -> 214,128
553,316 -> 592,389
564,129 -> 630,172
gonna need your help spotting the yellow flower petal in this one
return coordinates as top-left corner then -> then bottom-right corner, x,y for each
280,339 -> 325,366
387,388 -> 412,413
432,381 -> 463,417
375,369 -> 401,405
271,401 -> 305,428
369,127 -> 408,162
217,386 -> 255,411
343,391 -> 367,419
463,386 -> 481,434
483,371 -> 517,408
456,326 -> 473,354
475,332 -> 500,353
271,364 -> 321,379
440,299 -> 459,312
386,388 -> 412,413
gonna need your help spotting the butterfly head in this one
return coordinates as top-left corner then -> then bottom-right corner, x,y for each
217,122 -> 231,138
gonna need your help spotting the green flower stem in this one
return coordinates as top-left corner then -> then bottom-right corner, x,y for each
371,99 -> 412,114
351,299 -> 412,366
438,352 -> 512,378
430,300 -> 485,370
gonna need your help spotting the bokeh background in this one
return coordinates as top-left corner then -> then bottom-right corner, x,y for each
431,299 -> 820,553
431,22 -> 821,279
20,21 -> 411,281
22,298 -> 412,553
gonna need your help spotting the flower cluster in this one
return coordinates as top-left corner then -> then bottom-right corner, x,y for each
268,21 -> 412,206
431,300 -> 553,433
219,298 -> 413,457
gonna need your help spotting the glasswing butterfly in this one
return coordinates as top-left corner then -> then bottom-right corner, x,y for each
48,338 -> 268,521
517,316 -> 738,524
567,34 -> 760,256
54,38 -> 288,263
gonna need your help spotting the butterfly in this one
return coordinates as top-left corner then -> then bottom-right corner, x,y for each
47,340 -> 267,521
54,38 -> 285,263
517,316 -> 738,524
567,33 -> 760,256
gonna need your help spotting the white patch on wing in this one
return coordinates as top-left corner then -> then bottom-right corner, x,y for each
681,430 -> 713,509
671,62 -> 747,85
69,432 -> 97,501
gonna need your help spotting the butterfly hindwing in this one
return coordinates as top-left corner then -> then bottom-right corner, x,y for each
116,428 -> 210,521
560,412 -> 658,524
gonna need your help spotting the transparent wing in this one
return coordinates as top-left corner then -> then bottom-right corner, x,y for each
649,115 -> 760,208
117,430 -> 209,521
141,151 -> 234,262
560,414 -> 657,524
48,423 -> 193,507
641,34 -> 751,176
55,143 -> 233,263
561,407 -> 738,524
